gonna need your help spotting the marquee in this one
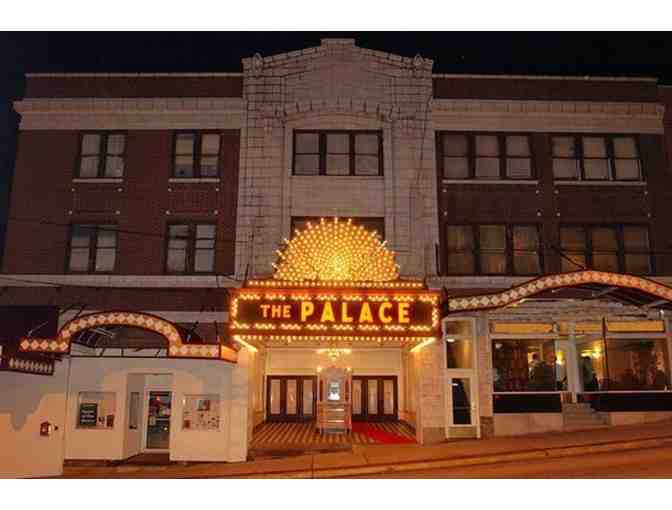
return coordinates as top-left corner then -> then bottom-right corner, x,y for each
229,218 -> 440,347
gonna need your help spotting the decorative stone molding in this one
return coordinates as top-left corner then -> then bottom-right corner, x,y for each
432,99 -> 664,133
14,97 -> 245,130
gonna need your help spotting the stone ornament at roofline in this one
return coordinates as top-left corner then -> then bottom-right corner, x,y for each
446,270 -> 672,313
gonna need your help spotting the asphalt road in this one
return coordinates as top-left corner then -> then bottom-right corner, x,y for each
347,445 -> 672,478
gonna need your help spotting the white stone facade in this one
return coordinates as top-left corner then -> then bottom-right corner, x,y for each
235,38 -> 438,280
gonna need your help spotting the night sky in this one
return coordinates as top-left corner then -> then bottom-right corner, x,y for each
1,32 -> 672,264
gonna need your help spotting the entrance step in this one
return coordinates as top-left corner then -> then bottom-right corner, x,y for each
562,402 -> 608,430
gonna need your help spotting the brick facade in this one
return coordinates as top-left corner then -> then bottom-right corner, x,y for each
2,38 -> 672,446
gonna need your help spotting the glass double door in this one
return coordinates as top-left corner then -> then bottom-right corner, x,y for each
266,376 -> 316,422
352,376 -> 398,421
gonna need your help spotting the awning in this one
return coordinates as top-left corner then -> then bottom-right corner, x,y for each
444,270 -> 672,315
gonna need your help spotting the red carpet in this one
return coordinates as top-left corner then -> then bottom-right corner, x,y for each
351,422 -> 416,444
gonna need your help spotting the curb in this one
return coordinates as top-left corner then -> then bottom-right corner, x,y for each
220,435 -> 672,479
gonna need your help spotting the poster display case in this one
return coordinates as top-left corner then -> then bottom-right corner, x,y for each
77,392 -> 116,429
182,394 -> 220,431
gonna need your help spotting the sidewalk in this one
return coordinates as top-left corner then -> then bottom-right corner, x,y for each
61,420 -> 672,478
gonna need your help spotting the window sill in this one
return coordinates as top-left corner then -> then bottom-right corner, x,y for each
72,178 -> 124,184
442,179 -> 538,185
555,180 -> 646,187
292,174 -> 384,180
168,178 -> 220,183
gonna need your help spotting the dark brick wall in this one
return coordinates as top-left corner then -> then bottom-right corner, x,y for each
24,76 -> 243,98
436,133 -> 672,276
2,129 -> 240,275
433,77 -> 659,102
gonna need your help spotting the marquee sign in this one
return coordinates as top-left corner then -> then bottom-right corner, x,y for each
229,218 -> 441,347
229,287 -> 440,342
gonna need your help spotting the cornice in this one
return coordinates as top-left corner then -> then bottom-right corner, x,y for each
14,97 -> 244,113
14,97 -> 246,130
431,99 -> 664,133
432,99 -> 663,118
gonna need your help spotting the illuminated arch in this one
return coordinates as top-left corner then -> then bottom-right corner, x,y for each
19,311 -> 237,362
447,270 -> 672,313
273,217 -> 399,283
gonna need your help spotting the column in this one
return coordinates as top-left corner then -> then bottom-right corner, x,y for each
474,313 -> 494,438
412,339 -> 445,444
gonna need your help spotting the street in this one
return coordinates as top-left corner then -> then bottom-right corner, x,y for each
348,445 -> 672,478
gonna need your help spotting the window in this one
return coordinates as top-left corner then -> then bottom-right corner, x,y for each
559,225 -> 651,274
291,217 -> 385,239
552,135 -> 642,181
77,132 -> 126,178
444,225 -> 541,275
438,133 -> 534,180
173,132 -> 222,178
578,337 -> 669,391
293,131 -> 383,176
77,392 -> 116,429
68,225 -> 117,273
492,339 -> 560,392
166,224 -> 216,273
444,320 -> 474,369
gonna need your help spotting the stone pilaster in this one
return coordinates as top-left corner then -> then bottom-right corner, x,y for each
412,339 -> 445,444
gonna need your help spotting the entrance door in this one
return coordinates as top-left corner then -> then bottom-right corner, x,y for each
445,376 -> 478,438
352,376 -> 398,421
266,376 -> 316,422
146,391 -> 171,450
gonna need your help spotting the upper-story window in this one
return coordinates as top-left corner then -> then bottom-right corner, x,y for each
77,132 -> 126,179
444,224 -> 541,275
293,130 -> 383,176
438,133 -> 534,180
173,132 -> 222,178
166,223 -> 216,274
67,224 -> 117,273
552,135 -> 643,181
560,225 -> 651,274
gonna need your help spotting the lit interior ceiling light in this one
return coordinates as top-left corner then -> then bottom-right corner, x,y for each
272,217 -> 400,283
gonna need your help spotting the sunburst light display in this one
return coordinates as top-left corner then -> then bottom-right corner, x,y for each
272,218 -> 399,282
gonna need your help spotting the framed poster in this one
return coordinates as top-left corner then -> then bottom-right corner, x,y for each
78,403 -> 98,427
77,392 -> 116,429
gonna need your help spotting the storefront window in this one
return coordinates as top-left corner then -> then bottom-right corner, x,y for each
578,337 -> 669,391
605,339 -> 669,390
492,339 -> 560,392
577,339 -> 607,391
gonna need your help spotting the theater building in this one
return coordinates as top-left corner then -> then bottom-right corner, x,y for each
2,38 -> 672,477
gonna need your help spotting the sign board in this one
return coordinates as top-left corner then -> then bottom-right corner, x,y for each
78,403 -> 98,427
230,287 -> 440,340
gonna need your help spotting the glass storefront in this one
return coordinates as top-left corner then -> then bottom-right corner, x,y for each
578,337 -> 670,391
492,339 -> 561,392
493,330 -> 671,394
